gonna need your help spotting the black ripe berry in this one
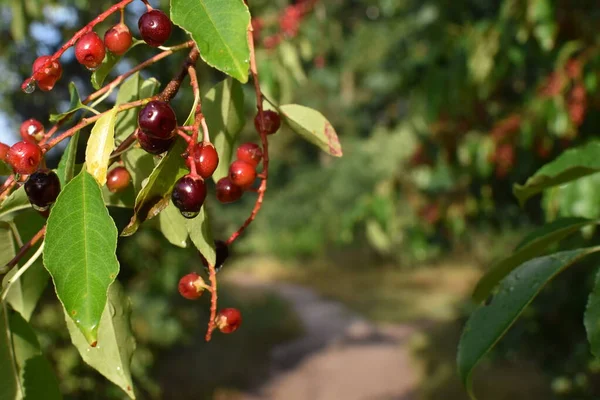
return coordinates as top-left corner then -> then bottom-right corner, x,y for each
138,100 -> 177,139
201,240 -> 230,272
138,10 -> 172,47
24,169 -> 61,210
215,177 -> 243,203
171,175 -> 207,218
254,110 -> 281,135
137,130 -> 175,155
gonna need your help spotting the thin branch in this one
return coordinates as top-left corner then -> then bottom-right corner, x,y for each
2,226 -> 46,274
1,243 -> 45,302
205,263 -> 218,342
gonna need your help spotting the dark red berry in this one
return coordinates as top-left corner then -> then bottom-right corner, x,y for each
137,130 -> 175,155
138,101 -> 177,139
106,166 -> 131,193
75,32 -> 106,70
178,272 -> 205,300
6,141 -> 43,175
138,10 -> 172,47
200,240 -> 230,272
0,143 -> 9,162
104,23 -> 133,56
236,143 -> 262,167
229,160 -> 257,189
254,110 -> 281,135
191,142 -> 219,179
20,119 -> 44,143
24,169 -> 61,210
171,175 -> 207,218
216,177 -> 243,203
32,56 -> 62,91
215,308 -> 242,334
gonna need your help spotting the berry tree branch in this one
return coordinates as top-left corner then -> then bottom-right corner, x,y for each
1,226 -> 46,274
205,263 -> 218,342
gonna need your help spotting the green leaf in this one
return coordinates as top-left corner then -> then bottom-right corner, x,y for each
121,138 -> 188,236
279,104 -> 343,157
65,282 -> 136,399
49,83 -> 92,123
86,107 -> 118,186
0,160 -> 11,176
9,312 -> 62,400
122,148 -> 155,194
170,0 -> 250,83
472,217 -> 594,302
91,40 -> 143,90
0,305 -> 20,400
458,248 -> 600,399
44,170 -> 120,345
0,186 -> 31,222
115,73 -> 160,142
57,131 -> 80,185
585,267 -> 600,358
0,222 -> 15,267
158,203 -> 189,248
514,141 -> 600,206
186,207 -> 216,265
203,78 -> 245,182
5,212 -> 50,321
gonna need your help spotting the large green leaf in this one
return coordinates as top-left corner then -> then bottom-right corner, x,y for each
86,107 -> 117,186
586,267 -> 600,358
279,104 -> 343,157
0,305 -> 20,400
0,222 -> 15,267
57,131 -> 80,185
159,203 -> 188,248
66,282 -> 136,399
472,217 -> 594,302
514,141 -> 600,206
203,78 -> 245,182
9,312 -> 62,400
49,83 -> 93,123
0,186 -> 31,222
170,0 -> 250,83
121,138 -> 188,236
115,74 -> 160,142
44,170 -> 120,345
186,207 -> 216,265
458,248 -> 600,399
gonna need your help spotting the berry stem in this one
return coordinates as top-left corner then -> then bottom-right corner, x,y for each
22,0 -> 137,92
205,263 -> 218,342
226,28 -> 269,246
0,176 -> 16,202
187,65 -> 201,149
1,226 -> 46,275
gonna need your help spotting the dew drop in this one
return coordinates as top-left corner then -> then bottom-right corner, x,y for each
22,78 -> 36,94
116,366 -> 121,371
86,65 -> 99,72
86,348 -> 91,352
181,210 -> 199,219
109,303 -> 117,317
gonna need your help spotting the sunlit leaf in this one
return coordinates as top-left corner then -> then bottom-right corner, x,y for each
159,203 -> 188,248
57,131 -> 80,185
86,107 -> 118,186
186,207 -> 216,265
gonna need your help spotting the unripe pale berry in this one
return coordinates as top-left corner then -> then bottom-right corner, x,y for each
20,119 -> 44,143
215,308 -> 242,334
32,56 -> 63,91
75,32 -> 106,70
6,141 -> 43,175
106,166 -> 131,193
229,160 -> 257,189
104,23 -> 133,55
138,10 -> 172,47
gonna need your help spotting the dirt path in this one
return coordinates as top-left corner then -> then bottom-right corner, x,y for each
225,274 -> 420,400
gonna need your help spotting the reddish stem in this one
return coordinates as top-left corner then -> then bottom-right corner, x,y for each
2,226 -> 46,273
23,0 -> 136,92
0,176 -> 16,202
205,263 -> 218,342
226,29 -> 269,245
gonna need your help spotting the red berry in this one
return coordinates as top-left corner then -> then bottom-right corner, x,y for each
75,32 -> 106,70
138,10 -> 172,47
138,101 -> 177,139
236,143 -> 262,167
254,110 -> 281,135
229,160 -> 257,189
104,23 -> 133,56
171,175 -> 207,219
216,177 -> 243,203
137,130 -> 175,155
215,308 -> 242,334
106,166 -> 131,193
20,119 -> 44,143
6,141 -> 43,175
190,142 -> 219,179
32,56 -> 62,91
0,143 -> 9,162
24,169 -> 61,210
178,272 -> 205,300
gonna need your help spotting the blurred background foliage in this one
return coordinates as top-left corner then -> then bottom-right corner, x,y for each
3,0 -> 600,398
